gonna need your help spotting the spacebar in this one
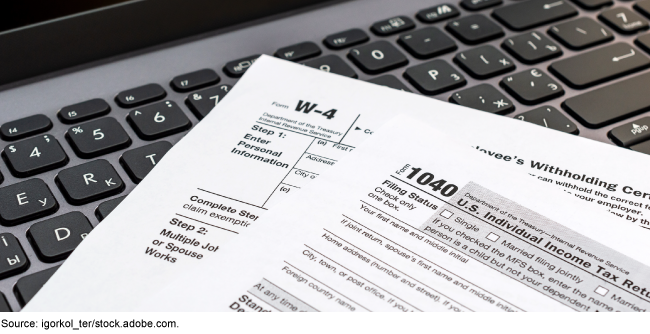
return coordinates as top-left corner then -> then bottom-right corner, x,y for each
563,71 -> 650,128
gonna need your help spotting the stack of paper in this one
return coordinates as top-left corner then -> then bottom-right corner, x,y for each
24,56 -> 650,312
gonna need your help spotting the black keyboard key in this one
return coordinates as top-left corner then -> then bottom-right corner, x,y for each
323,29 -> 369,49
348,41 -> 409,74
120,141 -> 173,183
14,266 -> 58,307
0,293 -> 11,312
170,69 -> 220,93
366,75 -> 412,92
404,60 -> 466,95
3,135 -> 68,177
453,45 -> 515,79
0,233 -> 29,279
370,16 -> 415,36
515,106 -> 578,134
549,43 -> 650,88
58,99 -> 111,124
549,18 -> 613,50
223,55 -> 260,78
563,72 -> 650,127
631,140 -> 650,154
492,0 -> 578,31
398,27 -> 457,59
501,69 -> 564,105
416,4 -> 460,23
115,83 -> 166,108
0,115 -> 52,141
56,159 -> 125,205
27,212 -> 93,262
304,55 -> 358,78
608,117 -> 650,146
599,7 -> 649,34
450,84 -> 514,114
571,0 -> 612,9
185,84 -> 232,120
0,179 -> 58,226
502,31 -> 562,64
446,15 -> 504,45
461,0 -> 502,11
128,100 -> 191,140
275,42 -> 321,62
66,117 -> 131,158
636,32 -> 650,53
95,196 -> 126,222
636,0 -> 650,18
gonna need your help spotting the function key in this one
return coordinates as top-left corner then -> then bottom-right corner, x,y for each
398,27 -> 457,59
366,75 -> 412,92
450,84 -> 514,114
323,29 -> 369,49
0,233 -> 29,280
14,266 -> 58,307
56,159 -> 125,205
461,0 -> 502,11
453,45 -> 515,79
446,15 -> 504,45
492,0 -> 578,31
304,55 -> 358,78
223,55 -> 260,78
403,59 -> 466,95
348,41 -> 409,74
599,7 -> 649,34
66,117 -> 131,158
549,43 -> 650,88
609,117 -> 650,146
416,4 -> 460,23
95,196 -> 126,222
58,99 -> 111,124
515,106 -> 578,134
27,212 -> 93,262
170,69 -> 220,93
0,179 -> 58,226
502,31 -> 562,64
548,18 -> 613,50
3,135 -> 68,177
127,101 -> 191,140
115,83 -> 166,108
571,0 -> 612,10
370,16 -> 415,36
120,141 -> 173,183
0,115 -> 52,141
501,69 -> 564,105
275,42 -> 321,62
185,84 -> 232,120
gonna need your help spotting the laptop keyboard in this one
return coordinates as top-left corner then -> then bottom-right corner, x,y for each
3,0 -> 650,311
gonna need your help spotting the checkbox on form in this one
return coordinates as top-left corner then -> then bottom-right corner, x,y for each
594,286 -> 609,296
486,232 -> 500,242
440,210 -> 454,219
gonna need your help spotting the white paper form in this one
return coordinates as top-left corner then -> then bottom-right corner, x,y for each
141,116 -> 650,312
25,56 -> 650,311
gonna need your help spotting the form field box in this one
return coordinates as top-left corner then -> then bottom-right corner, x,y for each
440,210 -> 454,219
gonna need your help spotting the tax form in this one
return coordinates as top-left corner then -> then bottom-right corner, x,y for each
25,56 -> 650,311
139,116 -> 650,312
